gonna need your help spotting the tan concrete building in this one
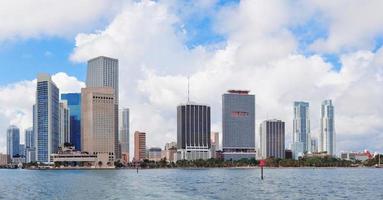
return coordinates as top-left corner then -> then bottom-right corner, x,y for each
134,131 -> 146,161
0,153 -> 9,166
81,87 -> 116,163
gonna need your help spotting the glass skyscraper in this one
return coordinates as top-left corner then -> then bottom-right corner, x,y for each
293,101 -> 311,155
320,99 -> 335,156
119,108 -> 130,163
222,90 -> 256,161
7,125 -> 20,158
35,74 -> 60,163
61,93 -> 81,150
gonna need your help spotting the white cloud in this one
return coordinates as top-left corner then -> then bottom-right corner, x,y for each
308,0 -> 383,53
0,73 -> 84,153
0,0 -> 122,41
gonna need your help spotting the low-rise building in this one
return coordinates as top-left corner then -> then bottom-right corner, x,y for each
148,147 -> 162,162
50,146 -> 113,168
0,153 -> 9,166
340,150 -> 372,162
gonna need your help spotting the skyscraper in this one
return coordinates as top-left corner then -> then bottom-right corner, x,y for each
222,90 -> 256,160
293,102 -> 311,153
177,103 -> 211,160
7,125 -> 20,158
35,74 -> 60,163
61,93 -> 81,150
259,119 -> 285,159
25,128 -> 34,149
134,131 -> 146,161
25,127 -> 35,163
320,99 -> 335,156
311,137 -> 318,153
86,56 -> 119,159
81,87 -> 116,162
59,100 -> 70,147
119,108 -> 130,163
211,132 -> 219,158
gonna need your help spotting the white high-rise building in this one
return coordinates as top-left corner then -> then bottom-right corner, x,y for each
320,100 -> 335,156
293,102 -> 311,153
86,56 -> 119,159
35,74 -> 60,163
119,108 -> 129,163
59,100 -> 70,147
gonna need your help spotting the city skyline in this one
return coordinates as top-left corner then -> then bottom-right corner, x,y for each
0,0 -> 382,154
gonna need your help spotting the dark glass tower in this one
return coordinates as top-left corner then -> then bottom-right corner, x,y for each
61,93 -> 81,150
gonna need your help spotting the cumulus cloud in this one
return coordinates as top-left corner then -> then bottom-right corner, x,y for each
0,0 -> 122,41
0,73 -> 84,153
67,0 -> 383,155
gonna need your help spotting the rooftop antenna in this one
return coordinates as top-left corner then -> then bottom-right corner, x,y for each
187,76 -> 190,103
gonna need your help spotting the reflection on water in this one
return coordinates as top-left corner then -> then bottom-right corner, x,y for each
0,168 -> 382,199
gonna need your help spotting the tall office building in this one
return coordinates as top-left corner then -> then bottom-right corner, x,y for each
211,132 -> 219,158
59,100 -> 70,147
7,125 -> 20,158
293,101 -> 311,154
177,103 -> 211,160
86,56 -> 119,159
25,128 -> 34,149
35,74 -> 60,163
320,100 -> 335,156
25,128 -> 35,163
311,137 -> 318,153
259,119 -> 285,159
119,108 -> 129,163
134,131 -> 146,161
81,87 -> 116,162
19,144 -> 25,157
222,90 -> 256,160
61,93 -> 81,150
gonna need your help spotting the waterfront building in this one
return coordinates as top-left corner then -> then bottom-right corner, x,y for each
134,131 -> 146,161
51,146 -> 112,168
81,87 -> 116,163
59,100 -> 70,147
222,90 -> 256,160
61,93 -> 82,150
148,147 -> 162,162
311,137 -> 318,153
6,125 -> 20,158
177,103 -> 211,161
86,56 -> 119,159
293,101 -> 311,157
291,142 -> 304,160
25,128 -> 34,149
320,100 -> 335,156
163,142 -> 177,163
19,144 -> 25,157
285,150 -> 293,159
25,128 -> 36,163
35,74 -> 60,163
119,108 -> 129,163
0,153 -> 9,166
259,119 -> 285,159
211,132 -> 220,158
340,150 -> 372,162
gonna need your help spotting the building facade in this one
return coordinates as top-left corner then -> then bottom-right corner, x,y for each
119,108 -> 129,163
177,103 -> 211,160
311,138 -> 318,153
293,101 -> 311,155
86,56 -> 119,159
222,90 -> 256,160
25,127 -> 36,163
211,132 -> 220,158
134,131 -> 146,161
61,93 -> 82,151
259,119 -> 285,159
148,147 -> 162,162
35,74 -> 60,163
81,87 -> 116,162
320,99 -> 335,156
7,125 -> 20,159
59,100 -> 70,147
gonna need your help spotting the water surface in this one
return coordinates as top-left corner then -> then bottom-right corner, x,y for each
0,168 -> 382,199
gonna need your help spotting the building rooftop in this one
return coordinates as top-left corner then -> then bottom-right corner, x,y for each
227,90 -> 250,95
